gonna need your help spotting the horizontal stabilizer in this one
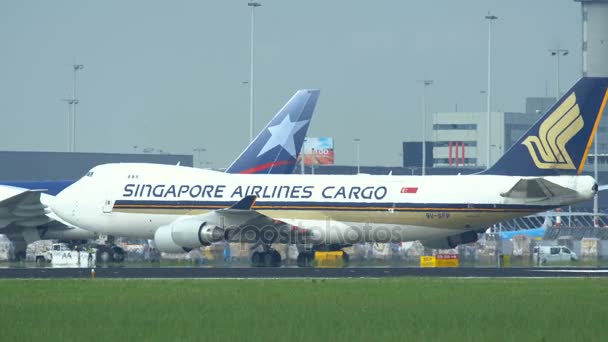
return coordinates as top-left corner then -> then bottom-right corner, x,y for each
501,178 -> 577,200
229,195 -> 257,210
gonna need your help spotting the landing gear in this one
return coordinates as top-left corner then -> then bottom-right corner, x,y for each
35,256 -> 46,266
111,246 -> 125,262
251,249 -> 281,267
296,251 -> 315,267
95,245 -> 125,263
96,247 -> 112,263
8,240 -> 27,262
13,251 -> 26,262
342,251 -> 350,264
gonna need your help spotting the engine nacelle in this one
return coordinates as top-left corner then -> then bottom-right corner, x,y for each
421,231 -> 479,249
153,215 -> 225,253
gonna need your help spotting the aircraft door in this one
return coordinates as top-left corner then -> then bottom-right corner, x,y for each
103,197 -> 113,213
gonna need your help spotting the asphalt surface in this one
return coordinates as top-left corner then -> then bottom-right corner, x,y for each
1,267 -> 608,278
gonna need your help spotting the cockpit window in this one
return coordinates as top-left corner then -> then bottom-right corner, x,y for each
86,171 -> 94,177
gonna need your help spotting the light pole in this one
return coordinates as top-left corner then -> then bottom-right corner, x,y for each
193,148 -> 207,168
548,48 -> 568,98
593,137 -> 599,227
479,90 -> 486,112
61,98 -> 77,152
311,147 -> 316,175
354,138 -> 361,174
485,13 -> 498,168
301,137 -> 308,175
71,64 -> 84,152
417,80 -> 433,176
248,2 -> 261,142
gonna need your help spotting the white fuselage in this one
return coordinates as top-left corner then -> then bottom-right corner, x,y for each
52,163 -> 596,245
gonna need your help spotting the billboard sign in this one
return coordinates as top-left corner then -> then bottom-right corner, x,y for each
300,137 -> 334,165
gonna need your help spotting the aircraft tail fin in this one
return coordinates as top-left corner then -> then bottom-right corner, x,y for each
225,89 -> 320,174
482,77 -> 608,176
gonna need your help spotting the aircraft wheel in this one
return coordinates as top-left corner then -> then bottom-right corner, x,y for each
111,246 -> 125,263
35,256 -> 46,266
263,252 -> 274,267
97,247 -> 112,263
251,251 -> 263,267
297,251 -> 314,267
342,251 -> 350,265
14,251 -> 26,262
268,250 -> 282,267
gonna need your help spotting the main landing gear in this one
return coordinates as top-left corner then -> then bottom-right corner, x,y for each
249,245 -> 350,268
95,245 -> 125,263
296,251 -> 315,267
251,248 -> 282,267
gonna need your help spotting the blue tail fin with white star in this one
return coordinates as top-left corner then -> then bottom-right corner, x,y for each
226,89 -> 320,174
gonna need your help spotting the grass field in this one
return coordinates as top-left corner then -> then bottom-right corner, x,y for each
1,278 -> 607,341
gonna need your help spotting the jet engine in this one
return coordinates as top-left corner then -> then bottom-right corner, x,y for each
421,231 -> 479,249
153,215 -> 225,253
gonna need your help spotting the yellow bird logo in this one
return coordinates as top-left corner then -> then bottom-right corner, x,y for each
522,93 -> 583,170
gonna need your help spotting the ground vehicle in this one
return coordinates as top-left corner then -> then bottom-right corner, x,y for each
533,245 -> 578,264
35,243 -> 96,267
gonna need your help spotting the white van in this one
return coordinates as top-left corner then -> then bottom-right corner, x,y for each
533,245 -> 578,264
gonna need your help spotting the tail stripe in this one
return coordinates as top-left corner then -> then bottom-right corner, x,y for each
578,88 -> 608,174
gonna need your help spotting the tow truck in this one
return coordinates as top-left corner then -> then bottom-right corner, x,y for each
35,243 -> 96,267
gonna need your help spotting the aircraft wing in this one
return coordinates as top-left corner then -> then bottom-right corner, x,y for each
0,186 -> 96,241
500,178 -> 578,200
197,196 -> 312,242
0,189 -> 51,228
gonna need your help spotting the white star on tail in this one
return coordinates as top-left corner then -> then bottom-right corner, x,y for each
257,115 -> 309,157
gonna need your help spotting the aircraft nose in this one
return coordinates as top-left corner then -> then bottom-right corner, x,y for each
51,185 -> 79,223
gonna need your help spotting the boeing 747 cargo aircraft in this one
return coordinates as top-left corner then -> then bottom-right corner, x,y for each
52,79 -> 607,266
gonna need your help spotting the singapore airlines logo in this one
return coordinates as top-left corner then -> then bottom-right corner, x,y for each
522,93 -> 583,170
